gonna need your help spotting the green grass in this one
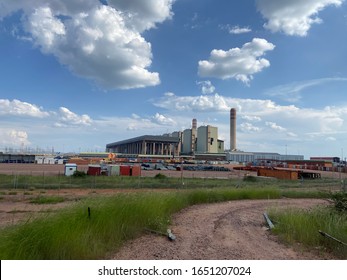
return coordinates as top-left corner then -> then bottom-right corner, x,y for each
269,206 -> 347,258
30,196 -> 66,204
0,187 -> 289,260
0,173 -> 342,191
0,174 -> 341,260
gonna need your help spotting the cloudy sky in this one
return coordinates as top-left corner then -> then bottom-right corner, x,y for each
1,0 -> 347,158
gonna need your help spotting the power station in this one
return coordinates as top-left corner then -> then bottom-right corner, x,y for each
106,107 -> 304,162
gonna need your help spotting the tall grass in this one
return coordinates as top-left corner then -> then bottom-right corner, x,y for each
0,173 -> 342,191
269,206 -> 347,258
0,187 -> 284,259
0,172 -> 338,260
30,196 -> 66,204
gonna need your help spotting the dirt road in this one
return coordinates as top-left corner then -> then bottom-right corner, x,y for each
111,198 -> 333,260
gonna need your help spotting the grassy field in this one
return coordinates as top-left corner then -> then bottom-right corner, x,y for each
269,204 -> 347,259
0,175 -> 345,259
0,173 -> 343,191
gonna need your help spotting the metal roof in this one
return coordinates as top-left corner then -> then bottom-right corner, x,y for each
106,135 -> 180,147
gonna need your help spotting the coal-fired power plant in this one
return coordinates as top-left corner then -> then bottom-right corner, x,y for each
230,108 -> 236,151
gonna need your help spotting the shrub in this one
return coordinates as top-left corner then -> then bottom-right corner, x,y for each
330,192 -> 347,212
243,175 -> 257,182
154,173 -> 167,179
72,171 -> 86,178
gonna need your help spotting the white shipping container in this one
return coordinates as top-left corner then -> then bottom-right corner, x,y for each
65,163 -> 77,176
108,165 -> 120,176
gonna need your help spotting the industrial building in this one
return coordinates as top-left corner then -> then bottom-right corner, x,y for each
181,119 -> 224,155
182,119 -> 197,154
197,125 -> 218,153
226,151 -> 304,163
0,153 -> 35,163
105,108 -> 305,163
105,117 -> 226,159
182,128 -> 196,154
106,135 -> 181,157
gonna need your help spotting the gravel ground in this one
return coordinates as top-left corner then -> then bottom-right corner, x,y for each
111,198 -> 334,260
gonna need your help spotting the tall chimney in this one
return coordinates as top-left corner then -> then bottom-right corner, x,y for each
192,118 -> 197,130
230,108 -> 236,151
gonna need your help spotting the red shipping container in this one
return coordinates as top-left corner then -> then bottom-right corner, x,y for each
87,165 -> 101,176
120,165 -> 131,176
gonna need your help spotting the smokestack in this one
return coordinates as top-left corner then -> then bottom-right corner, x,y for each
192,118 -> 197,130
230,108 -> 236,151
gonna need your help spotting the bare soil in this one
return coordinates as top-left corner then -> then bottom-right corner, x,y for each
0,164 -> 340,259
0,188 -> 166,228
111,198 -> 334,260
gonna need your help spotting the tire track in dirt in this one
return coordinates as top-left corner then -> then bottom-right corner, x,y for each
111,198 -> 334,260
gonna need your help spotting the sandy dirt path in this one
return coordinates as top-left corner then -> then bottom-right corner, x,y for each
111,198 -> 333,260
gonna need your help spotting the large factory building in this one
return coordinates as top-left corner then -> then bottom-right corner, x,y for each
106,135 -> 181,157
181,119 -> 224,155
105,119 -> 225,158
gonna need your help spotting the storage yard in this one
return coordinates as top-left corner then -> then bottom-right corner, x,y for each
0,162 -> 346,180
0,163 -> 243,178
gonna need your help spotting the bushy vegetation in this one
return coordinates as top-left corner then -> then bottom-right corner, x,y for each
72,170 -> 87,178
268,193 -> 347,259
330,192 -> 347,212
154,173 -> 167,179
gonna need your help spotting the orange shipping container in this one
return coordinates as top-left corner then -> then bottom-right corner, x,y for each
131,165 -> 141,177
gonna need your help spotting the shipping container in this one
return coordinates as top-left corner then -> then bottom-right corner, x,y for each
131,165 -> 141,176
108,165 -> 120,176
120,165 -> 131,176
65,163 -> 77,176
87,165 -> 101,176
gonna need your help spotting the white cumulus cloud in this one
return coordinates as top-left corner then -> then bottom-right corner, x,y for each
0,99 -> 49,118
55,107 -> 93,127
107,0 -> 175,32
256,0 -> 344,36
240,123 -> 261,132
0,129 -> 30,147
0,0 -> 175,89
242,115 -> 262,122
152,113 -> 176,126
198,38 -> 275,85
228,25 -> 252,34
197,80 -> 216,94
266,121 -> 286,132
153,92 -> 230,112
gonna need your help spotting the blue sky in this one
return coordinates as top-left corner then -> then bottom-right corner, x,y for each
1,0 -> 347,158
